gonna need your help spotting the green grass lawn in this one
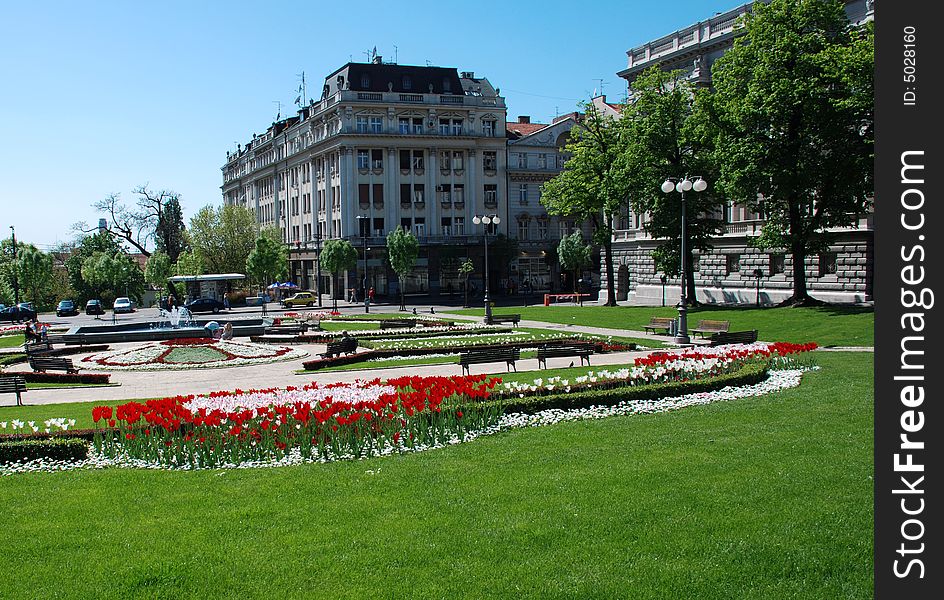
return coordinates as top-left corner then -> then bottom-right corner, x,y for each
447,305 -> 873,347
0,352 -> 872,598
0,334 -> 25,348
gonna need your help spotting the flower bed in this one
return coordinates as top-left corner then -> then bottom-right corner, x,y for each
90,376 -> 501,468
80,339 -> 307,371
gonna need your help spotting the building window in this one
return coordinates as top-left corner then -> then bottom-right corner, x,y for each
454,184 -> 464,204
369,116 -> 383,133
358,217 -> 371,238
450,119 -> 463,136
440,151 -> 451,171
414,217 -> 426,237
442,78 -> 451,92
438,184 -> 452,204
356,116 -> 369,133
372,183 -> 383,206
439,119 -> 450,136
454,217 -> 465,235
538,219 -> 548,240
399,150 -> 410,170
371,149 -> 383,170
373,217 -> 384,236
483,119 -> 495,136
518,184 -> 528,204
358,184 -> 370,207
413,184 -> 425,204
400,184 -> 411,205
441,217 -> 452,235
818,252 -> 838,276
517,218 -> 530,240
559,221 -> 570,239
357,150 -> 370,169
483,151 -> 497,171
452,151 -> 464,171
400,217 -> 412,231
412,118 -> 423,134
484,184 -> 498,206
412,150 -> 425,170
517,153 -> 527,169
361,74 -> 370,88
538,154 -> 547,169
726,254 -> 741,274
402,75 -> 412,90
399,118 -> 411,134
769,253 -> 785,275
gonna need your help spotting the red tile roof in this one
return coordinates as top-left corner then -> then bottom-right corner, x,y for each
505,121 -> 547,137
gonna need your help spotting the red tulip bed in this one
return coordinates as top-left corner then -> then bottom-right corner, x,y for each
91,375 -> 502,468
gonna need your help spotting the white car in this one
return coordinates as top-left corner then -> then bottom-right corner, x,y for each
112,297 -> 135,314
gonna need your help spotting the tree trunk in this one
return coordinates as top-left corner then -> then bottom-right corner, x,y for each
603,237 -> 617,307
399,276 -> 406,312
685,245 -> 699,307
786,197 -> 812,306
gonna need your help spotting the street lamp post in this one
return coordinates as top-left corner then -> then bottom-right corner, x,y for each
472,214 -> 500,323
9,226 -> 18,305
660,176 -> 708,345
356,215 -> 369,313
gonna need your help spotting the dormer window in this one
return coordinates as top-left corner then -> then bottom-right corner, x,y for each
361,74 -> 370,88
443,78 -> 451,92
402,75 -> 412,90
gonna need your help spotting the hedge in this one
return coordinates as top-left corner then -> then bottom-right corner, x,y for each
0,437 -> 89,465
463,362 -> 770,415
0,371 -> 111,384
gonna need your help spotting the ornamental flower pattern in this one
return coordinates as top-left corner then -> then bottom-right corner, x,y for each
81,339 -> 307,371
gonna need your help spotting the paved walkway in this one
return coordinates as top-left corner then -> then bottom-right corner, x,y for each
17,341 -> 652,407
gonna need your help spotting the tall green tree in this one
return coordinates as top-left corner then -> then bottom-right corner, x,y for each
622,67 -> 724,304
698,0 -> 873,305
319,239 -> 357,310
541,103 -> 625,306
144,251 -> 173,297
154,195 -> 188,262
557,232 -> 592,294
17,246 -> 54,309
245,236 -> 289,290
386,228 -> 419,311
173,250 -> 204,277
458,259 -> 474,308
64,232 -> 125,304
80,251 -> 144,304
189,204 -> 257,274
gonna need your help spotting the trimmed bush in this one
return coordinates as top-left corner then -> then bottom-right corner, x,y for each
0,437 -> 89,465
0,371 -> 111,385
465,362 -> 770,414
0,353 -> 27,367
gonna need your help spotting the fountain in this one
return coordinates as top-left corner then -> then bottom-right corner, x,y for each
64,307 -> 269,344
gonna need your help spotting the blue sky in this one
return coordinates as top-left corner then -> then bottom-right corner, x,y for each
1,0 -> 739,249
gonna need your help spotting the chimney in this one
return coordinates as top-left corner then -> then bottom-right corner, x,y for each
518,116 -> 531,124
460,71 -> 474,79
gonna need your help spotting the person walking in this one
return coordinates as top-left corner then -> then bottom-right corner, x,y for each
368,287 -> 375,304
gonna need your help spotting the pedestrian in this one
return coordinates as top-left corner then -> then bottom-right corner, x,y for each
368,287 -> 375,304
25,320 -> 38,343
223,293 -> 231,311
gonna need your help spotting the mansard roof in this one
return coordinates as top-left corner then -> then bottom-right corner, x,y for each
322,63 -> 466,97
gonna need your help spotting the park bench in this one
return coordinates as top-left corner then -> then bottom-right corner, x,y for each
28,356 -> 80,374
319,337 -> 358,359
537,344 -> 594,369
380,319 -> 414,329
486,314 -> 520,327
264,324 -> 309,335
24,341 -> 54,356
690,320 -> 730,338
0,376 -> 27,406
643,317 -> 676,334
459,347 -> 520,376
543,293 -> 591,306
709,330 -> 759,346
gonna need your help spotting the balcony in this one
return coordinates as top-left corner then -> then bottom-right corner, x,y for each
334,90 -> 505,109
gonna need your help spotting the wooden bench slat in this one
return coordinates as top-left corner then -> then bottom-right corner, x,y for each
319,338 -> 358,359
708,330 -> 758,346
27,356 -> 79,374
691,320 -> 730,338
643,317 -> 676,334
537,344 -> 594,369
459,348 -> 520,374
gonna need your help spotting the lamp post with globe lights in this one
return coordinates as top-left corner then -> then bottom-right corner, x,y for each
660,176 -> 708,344
472,214 -> 500,323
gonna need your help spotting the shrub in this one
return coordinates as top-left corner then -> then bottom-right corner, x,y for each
0,437 -> 89,465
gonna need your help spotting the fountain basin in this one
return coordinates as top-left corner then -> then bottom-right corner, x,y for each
63,319 -> 269,345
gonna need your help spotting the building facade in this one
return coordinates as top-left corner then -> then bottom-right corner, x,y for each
222,59 -> 509,300
603,0 -> 875,305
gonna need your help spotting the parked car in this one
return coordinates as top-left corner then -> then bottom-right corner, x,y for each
0,304 -> 37,323
112,297 -> 135,314
56,299 -> 79,317
185,297 -> 225,314
281,291 -> 317,308
85,299 -> 105,316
